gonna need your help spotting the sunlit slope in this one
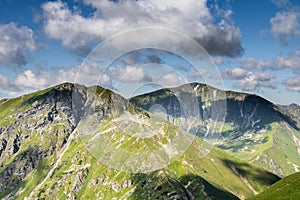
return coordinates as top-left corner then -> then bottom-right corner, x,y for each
0,83 -> 280,200
249,172 -> 300,200
131,83 -> 300,177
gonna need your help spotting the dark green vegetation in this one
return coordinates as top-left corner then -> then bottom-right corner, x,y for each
0,82 -> 298,199
249,172 -> 300,200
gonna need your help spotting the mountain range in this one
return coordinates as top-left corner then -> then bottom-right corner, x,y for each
279,103 -> 300,120
131,83 -> 300,177
0,82 -> 299,199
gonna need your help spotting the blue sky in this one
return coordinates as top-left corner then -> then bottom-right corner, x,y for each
0,0 -> 300,105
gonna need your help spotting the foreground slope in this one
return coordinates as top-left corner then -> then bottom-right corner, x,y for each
249,172 -> 300,200
0,83 -> 279,200
131,83 -> 300,177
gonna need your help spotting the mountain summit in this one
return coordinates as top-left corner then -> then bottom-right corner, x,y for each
131,83 -> 300,177
1,82 -> 296,199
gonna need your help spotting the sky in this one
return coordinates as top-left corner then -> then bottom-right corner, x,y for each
0,0 -> 300,105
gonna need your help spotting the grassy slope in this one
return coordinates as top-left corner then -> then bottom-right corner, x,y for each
26,134 -> 280,200
131,83 -> 300,177
219,90 -> 300,177
220,121 -> 300,177
249,172 -> 300,200
0,83 -> 280,199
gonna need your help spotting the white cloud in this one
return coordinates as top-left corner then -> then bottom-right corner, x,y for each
235,72 -> 276,91
236,73 -> 258,91
51,63 -> 113,87
14,70 -> 51,89
284,75 -> 300,92
219,49 -> 300,92
227,50 -> 299,73
270,8 -> 300,44
223,68 -> 276,91
0,74 -> 17,91
0,62 -> 109,94
276,50 -> 300,72
42,1 -> 112,49
223,67 -> 248,79
237,57 -> 271,70
0,70 -> 48,93
271,11 -> 299,35
256,72 -> 276,81
98,73 -> 111,86
0,23 -> 37,67
109,65 -> 145,82
156,72 -> 186,87
260,82 -> 277,89
41,0 -> 243,57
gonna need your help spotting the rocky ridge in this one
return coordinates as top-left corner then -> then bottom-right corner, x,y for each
0,82 -> 284,199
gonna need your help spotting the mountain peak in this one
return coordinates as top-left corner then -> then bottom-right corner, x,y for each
0,82 -> 299,199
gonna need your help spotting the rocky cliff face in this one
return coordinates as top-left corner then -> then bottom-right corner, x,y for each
0,83 -> 282,199
0,83 -> 81,194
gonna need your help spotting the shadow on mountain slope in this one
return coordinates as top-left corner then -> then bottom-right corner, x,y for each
249,172 -> 300,200
130,173 -> 239,200
131,87 -> 299,136
215,96 -> 299,132
221,159 -> 281,188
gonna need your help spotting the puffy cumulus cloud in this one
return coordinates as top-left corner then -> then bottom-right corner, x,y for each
109,65 -> 146,82
0,23 -> 37,67
256,72 -> 276,81
0,69 -> 54,93
228,50 -> 299,72
271,10 -> 300,36
235,57 -> 271,70
0,71 -> 58,98
260,82 -> 277,89
98,73 -> 111,86
276,50 -> 300,72
223,68 -> 276,91
54,66 -> 78,84
284,75 -> 300,92
0,74 -> 18,91
50,63 -> 113,87
270,7 -> 300,44
14,70 -> 51,90
223,67 -> 248,79
219,50 -> 300,92
235,73 -> 258,91
42,1 -> 111,49
218,57 -> 273,73
236,72 -> 276,91
42,0 -> 243,57
0,63 -> 108,94
156,72 -> 186,87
